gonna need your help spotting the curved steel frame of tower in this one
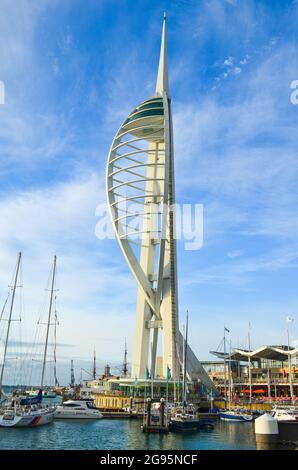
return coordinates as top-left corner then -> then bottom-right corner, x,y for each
106,15 -> 216,393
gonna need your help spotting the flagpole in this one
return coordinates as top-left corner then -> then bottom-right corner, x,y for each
223,325 -> 227,405
286,316 -> 294,401
229,339 -> 232,403
166,367 -> 169,401
166,365 -> 169,425
248,322 -> 252,405
173,364 -> 176,403
144,369 -> 147,415
177,365 -> 180,403
173,344 -> 177,403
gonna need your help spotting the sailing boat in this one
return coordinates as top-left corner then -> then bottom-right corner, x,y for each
0,253 -> 22,407
27,299 -> 58,399
0,255 -> 57,428
170,311 -> 201,431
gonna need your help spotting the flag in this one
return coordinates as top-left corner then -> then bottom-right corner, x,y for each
146,367 -> 150,380
167,366 -> 171,381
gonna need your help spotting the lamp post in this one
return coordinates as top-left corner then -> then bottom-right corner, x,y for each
223,325 -> 230,406
286,316 -> 294,402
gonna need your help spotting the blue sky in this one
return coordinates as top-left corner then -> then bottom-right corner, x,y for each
0,0 -> 298,384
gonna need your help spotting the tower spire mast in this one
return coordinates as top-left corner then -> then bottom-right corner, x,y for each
156,12 -> 170,96
106,14 -> 216,393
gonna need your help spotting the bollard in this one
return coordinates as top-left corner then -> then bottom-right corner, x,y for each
255,413 -> 279,448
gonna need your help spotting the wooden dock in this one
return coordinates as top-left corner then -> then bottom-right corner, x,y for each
198,412 -> 219,420
142,398 -> 169,433
101,411 -> 143,419
100,410 -> 219,421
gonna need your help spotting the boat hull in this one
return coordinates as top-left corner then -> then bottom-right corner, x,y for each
0,410 -> 54,428
54,400 -> 103,420
54,410 -> 102,419
219,412 -> 253,422
170,418 -> 200,431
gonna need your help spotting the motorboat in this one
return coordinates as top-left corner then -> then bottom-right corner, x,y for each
219,409 -> 254,422
271,407 -> 298,422
54,399 -> 103,419
170,403 -> 200,431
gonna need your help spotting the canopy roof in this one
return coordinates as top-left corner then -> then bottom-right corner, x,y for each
210,345 -> 298,362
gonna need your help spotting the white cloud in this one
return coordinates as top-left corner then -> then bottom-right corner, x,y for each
232,66 -> 241,75
227,250 -> 244,259
223,57 -> 234,67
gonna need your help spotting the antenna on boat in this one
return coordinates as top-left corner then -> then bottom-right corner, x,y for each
40,255 -> 57,389
0,252 -> 22,397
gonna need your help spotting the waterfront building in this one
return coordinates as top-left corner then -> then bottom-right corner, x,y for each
106,14 -> 214,392
80,364 -> 120,398
80,366 -> 209,412
202,344 -> 298,401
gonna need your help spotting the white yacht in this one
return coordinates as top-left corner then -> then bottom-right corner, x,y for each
271,407 -> 298,422
54,399 -> 103,419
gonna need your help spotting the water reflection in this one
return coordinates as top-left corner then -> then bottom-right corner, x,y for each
0,419 -> 257,450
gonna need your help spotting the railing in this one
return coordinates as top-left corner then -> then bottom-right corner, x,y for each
232,397 -> 298,405
212,378 -> 298,385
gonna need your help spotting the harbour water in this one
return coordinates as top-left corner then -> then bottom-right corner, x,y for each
0,419 -> 256,450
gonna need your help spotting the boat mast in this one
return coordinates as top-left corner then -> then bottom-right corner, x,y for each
223,325 -> 227,403
182,310 -> 189,407
92,349 -> 96,380
0,252 -> 22,397
53,296 -> 59,387
286,317 -> 294,401
122,338 -> 128,377
40,255 -> 57,389
150,341 -> 154,399
70,360 -> 75,387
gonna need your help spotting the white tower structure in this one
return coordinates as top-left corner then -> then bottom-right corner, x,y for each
106,15 -> 215,392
